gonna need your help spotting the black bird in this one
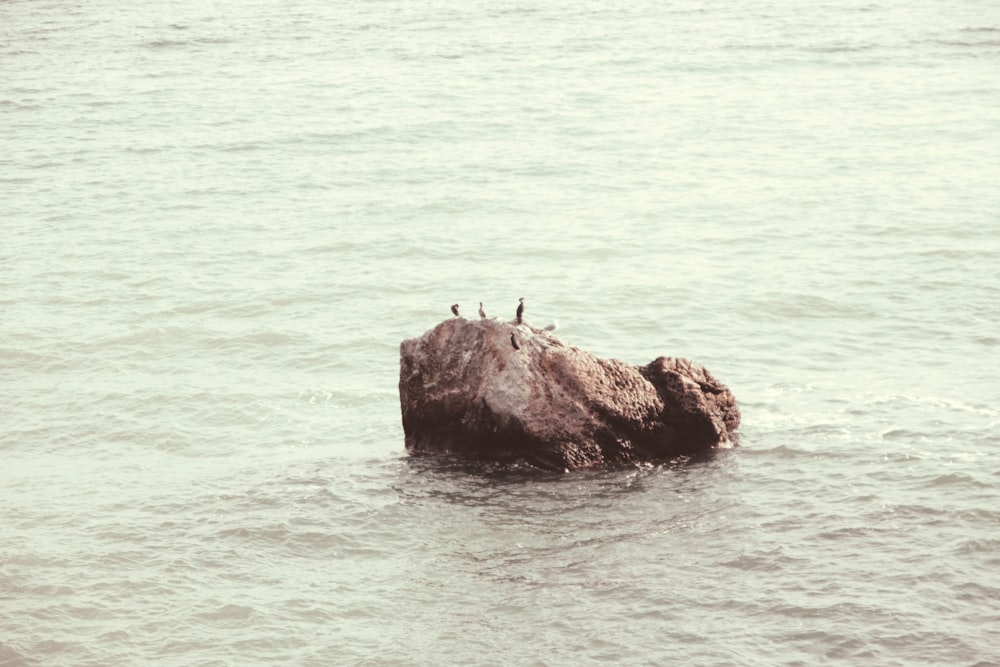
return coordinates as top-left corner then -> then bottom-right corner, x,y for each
478,302 -> 486,319
510,332 -> 520,350
451,304 -> 460,317
515,297 -> 524,324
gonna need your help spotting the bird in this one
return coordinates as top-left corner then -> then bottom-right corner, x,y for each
544,319 -> 558,332
478,302 -> 486,319
510,332 -> 520,350
450,304 -> 460,317
515,297 -> 524,324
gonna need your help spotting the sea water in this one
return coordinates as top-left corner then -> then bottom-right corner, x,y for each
2,0 -> 999,664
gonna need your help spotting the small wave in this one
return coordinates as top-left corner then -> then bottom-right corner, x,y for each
877,394 -> 999,419
197,604 -> 255,622
922,473 -> 989,489
140,39 -> 189,49
958,507 -> 1000,522
0,643 -> 29,665
219,142 -> 265,152
953,538 -> 1000,556
723,42 -> 792,51
879,503 -> 949,520
217,525 -> 290,543
720,547 -> 800,572
488,5 -> 539,17
931,38 -> 1000,48
913,247 -> 998,259
816,525 -> 880,540
298,387 -> 385,406
744,444 -> 829,460
123,146 -> 163,155
881,428 -> 926,442
0,348 -> 49,371
300,240 -> 369,255
955,581 -> 1000,608
194,141 -> 266,153
745,293 -> 874,320
802,44 -> 877,53
720,554 -> 783,571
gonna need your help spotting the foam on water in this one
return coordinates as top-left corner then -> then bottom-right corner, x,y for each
3,0 -> 1000,664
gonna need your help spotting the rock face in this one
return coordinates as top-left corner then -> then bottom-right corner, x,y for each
398,317 -> 740,470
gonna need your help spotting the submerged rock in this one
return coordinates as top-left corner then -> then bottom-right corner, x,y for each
398,317 -> 740,470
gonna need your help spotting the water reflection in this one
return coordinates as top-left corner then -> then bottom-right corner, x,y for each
394,447 -> 738,507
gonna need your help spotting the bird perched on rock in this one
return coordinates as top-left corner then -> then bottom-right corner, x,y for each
478,302 -> 486,319
544,320 -> 558,332
451,304 -> 460,317
515,297 -> 524,324
510,332 -> 520,350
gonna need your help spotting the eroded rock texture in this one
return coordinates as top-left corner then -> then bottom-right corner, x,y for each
399,317 -> 739,470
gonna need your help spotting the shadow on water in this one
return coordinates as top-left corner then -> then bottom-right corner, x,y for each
406,447 -> 726,477
394,448 -> 737,504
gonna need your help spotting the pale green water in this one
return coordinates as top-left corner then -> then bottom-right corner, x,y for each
2,0 -> 1000,664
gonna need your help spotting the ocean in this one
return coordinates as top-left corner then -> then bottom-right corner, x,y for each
2,0 -> 999,664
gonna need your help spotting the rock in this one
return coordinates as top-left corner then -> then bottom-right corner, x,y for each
398,317 -> 740,470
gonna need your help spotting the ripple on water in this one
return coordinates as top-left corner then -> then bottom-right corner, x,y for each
4,0 -> 1000,664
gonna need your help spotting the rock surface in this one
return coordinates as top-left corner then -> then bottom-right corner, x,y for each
398,317 -> 740,470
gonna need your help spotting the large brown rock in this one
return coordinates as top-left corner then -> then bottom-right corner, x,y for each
398,317 -> 740,470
